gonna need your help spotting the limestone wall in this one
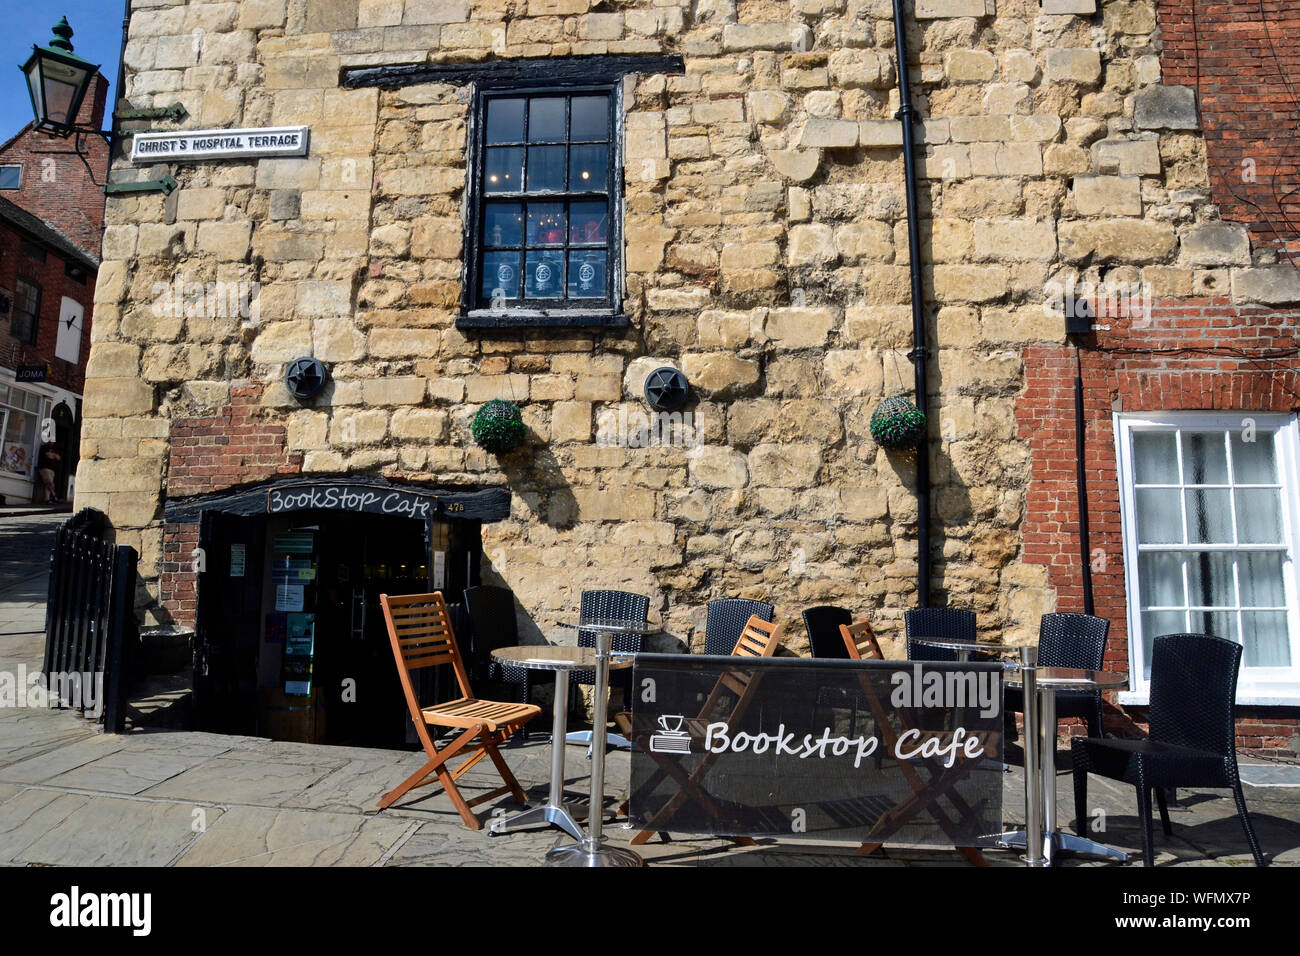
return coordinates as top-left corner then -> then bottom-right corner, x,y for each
80,0 -> 1283,649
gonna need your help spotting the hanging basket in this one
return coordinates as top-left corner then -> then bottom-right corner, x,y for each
471,399 -> 528,455
870,395 -> 927,449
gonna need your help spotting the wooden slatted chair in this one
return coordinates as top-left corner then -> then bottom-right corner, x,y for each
621,615 -> 784,845
840,620 -> 885,661
377,592 -> 541,829
838,618 -> 987,865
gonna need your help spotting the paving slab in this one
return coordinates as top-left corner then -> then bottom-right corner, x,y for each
46,747 -> 215,796
176,805 -> 413,866
14,792 -> 220,866
0,789 -> 93,863
141,755 -> 336,807
0,709 -> 97,769
0,732 -> 129,784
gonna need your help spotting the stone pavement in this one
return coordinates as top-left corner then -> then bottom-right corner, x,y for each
2,510 -> 1298,867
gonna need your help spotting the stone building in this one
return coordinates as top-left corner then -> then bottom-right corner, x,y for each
81,0 -> 1299,754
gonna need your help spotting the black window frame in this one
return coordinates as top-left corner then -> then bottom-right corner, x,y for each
11,277 -> 40,345
461,80 -> 627,330
0,165 -> 20,190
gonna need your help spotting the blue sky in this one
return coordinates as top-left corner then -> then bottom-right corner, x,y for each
2,3 -> 125,140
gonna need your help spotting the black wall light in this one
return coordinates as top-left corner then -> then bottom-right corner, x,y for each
285,357 -> 329,401
643,366 -> 689,412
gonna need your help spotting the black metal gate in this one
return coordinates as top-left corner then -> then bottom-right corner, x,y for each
42,508 -> 137,732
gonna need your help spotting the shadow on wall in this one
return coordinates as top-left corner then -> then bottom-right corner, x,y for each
496,430 -> 579,530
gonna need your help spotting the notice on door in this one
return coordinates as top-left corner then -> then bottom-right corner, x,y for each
275,583 -> 304,612
230,543 -> 246,578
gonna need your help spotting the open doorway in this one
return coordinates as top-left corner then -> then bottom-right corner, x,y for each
194,508 -> 483,749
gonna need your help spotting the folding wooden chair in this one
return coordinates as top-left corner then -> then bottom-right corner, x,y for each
377,592 -> 541,829
620,615 -> 784,846
840,619 -> 988,865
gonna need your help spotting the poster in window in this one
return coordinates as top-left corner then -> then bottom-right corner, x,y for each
0,444 -> 29,476
283,613 -> 315,695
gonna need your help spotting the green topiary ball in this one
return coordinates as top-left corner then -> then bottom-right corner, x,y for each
870,395 -> 927,449
471,399 -> 528,455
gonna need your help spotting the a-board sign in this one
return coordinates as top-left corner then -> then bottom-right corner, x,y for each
130,126 -> 309,163
628,655 -> 1004,847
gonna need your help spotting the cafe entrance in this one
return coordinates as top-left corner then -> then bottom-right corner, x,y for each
180,478 -> 511,749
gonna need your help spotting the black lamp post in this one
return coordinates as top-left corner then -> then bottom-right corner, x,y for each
21,17 -> 99,136
17,17 -> 185,196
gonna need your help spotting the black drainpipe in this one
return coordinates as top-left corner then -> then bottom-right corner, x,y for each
1074,344 -> 1096,615
116,0 -> 131,116
892,1 -> 931,608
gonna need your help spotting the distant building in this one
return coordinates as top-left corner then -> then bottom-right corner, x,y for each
0,72 -> 107,505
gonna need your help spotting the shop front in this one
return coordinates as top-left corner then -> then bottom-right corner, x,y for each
164,477 -> 511,749
0,369 -> 79,505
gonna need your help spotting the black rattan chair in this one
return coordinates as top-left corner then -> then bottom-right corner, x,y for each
1006,613 -> 1109,741
1071,633 -> 1266,867
802,605 -> 853,659
904,607 -> 975,662
705,599 -> 775,656
463,585 -> 536,743
567,589 -> 651,750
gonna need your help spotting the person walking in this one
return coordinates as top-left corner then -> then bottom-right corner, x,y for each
36,441 -> 60,504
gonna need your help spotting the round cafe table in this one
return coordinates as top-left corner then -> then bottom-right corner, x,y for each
1002,665 -> 1129,866
486,644 -> 631,844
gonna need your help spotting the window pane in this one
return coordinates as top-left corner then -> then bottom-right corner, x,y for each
569,144 -> 608,192
486,98 -> 525,144
1235,488 -> 1283,544
569,96 -> 609,141
0,166 -> 19,189
485,147 -> 524,193
1139,552 -> 1185,606
569,203 -> 607,244
1133,432 -> 1179,484
1186,552 -> 1236,608
481,252 -> 521,302
1238,552 -> 1287,607
1241,611 -> 1291,667
1185,488 -> 1232,543
1136,488 -> 1183,543
1231,430 -> 1278,484
1191,609 -> 1238,643
528,98 -> 566,142
526,146 -> 566,191
1182,431 -> 1229,484
527,204 -> 566,245
1142,610 -> 1186,678
568,251 -> 606,298
525,250 -> 564,298
484,204 -> 524,247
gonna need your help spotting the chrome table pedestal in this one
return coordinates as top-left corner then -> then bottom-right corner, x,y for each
996,654 -> 1129,866
487,644 -> 628,842
548,629 -> 643,867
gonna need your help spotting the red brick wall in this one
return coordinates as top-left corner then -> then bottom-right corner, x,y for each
0,73 -> 110,256
0,220 -> 94,395
1018,299 -> 1300,756
158,383 -> 304,626
1158,1 -> 1300,255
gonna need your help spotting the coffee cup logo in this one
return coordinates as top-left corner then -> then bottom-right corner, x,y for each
650,714 -> 690,753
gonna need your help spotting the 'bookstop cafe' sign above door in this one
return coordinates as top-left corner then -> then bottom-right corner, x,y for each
130,126 -> 309,163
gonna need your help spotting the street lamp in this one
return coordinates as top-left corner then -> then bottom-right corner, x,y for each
21,17 -> 98,136
17,17 -> 184,196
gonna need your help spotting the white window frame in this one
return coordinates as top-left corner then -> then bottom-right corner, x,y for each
1115,411 -> 1300,705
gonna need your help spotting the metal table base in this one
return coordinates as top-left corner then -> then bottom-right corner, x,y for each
489,669 -> 586,842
